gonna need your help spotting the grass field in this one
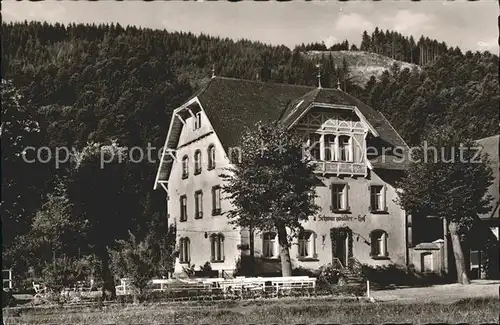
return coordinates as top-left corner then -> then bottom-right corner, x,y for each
3,297 -> 498,324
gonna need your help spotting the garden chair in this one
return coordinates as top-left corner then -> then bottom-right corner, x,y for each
33,282 -> 47,299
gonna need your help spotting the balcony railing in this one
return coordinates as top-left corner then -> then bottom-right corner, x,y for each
313,161 -> 367,176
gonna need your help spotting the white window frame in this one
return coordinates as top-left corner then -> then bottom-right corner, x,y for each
194,150 -> 202,175
193,111 -> 202,130
370,230 -> 388,258
181,155 -> 189,179
179,195 -> 187,222
324,134 -> 337,161
306,133 -> 355,162
370,185 -> 387,212
207,145 -> 216,170
212,186 -> 221,215
263,232 -> 278,258
338,135 -> 352,162
210,233 -> 225,262
331,183 -> 349,212
298,230 -> 316,259
308,133 -> 322,161
194,190 -> 203,219
179,237 -> 190,263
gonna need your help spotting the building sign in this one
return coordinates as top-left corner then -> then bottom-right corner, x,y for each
318,214 -> 366,222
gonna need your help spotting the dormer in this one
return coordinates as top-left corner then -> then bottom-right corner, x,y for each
280,88 -> 380,177
175,101 -> 211,148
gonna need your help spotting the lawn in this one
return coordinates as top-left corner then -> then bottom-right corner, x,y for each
3,297 -> 498,324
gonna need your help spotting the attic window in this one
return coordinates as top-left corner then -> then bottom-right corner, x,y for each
193,112 -> 202,130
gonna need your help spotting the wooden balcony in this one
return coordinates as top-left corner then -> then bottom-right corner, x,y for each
313,161 -> 367,176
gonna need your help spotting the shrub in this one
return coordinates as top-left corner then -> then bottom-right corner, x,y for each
292,266 -> 316,277
200,262 -> 212,272
233,256 -> 256,277
317,263 -> 343,289
182,263 -> 196,278
109,231 -> 157,301
41,256 -> 84,293
361,263 -> 449,287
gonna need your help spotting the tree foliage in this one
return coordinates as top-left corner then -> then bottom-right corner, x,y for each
1,80 -> 53,247
396,128 -> 494,284
109,231 -> 157,299
396,129 -> 494,224
223,122 -> 320,275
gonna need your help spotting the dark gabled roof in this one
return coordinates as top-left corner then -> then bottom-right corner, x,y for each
198,77 -> 408,152
279,87 -> 407,149
155,77 -> 410,188
279,87 -> 353,126
197,77 -> 311,150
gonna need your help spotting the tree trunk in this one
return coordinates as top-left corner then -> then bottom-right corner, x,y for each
98,247 -> 117,299
249,226 -> 255,276
277,225 -> 292,277
448,221 -> 471,285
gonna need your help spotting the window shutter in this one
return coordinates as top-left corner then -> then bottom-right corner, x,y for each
383,185 -> 388,212
345,184 -> 350,211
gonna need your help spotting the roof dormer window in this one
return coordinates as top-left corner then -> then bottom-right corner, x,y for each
193,111 -> 202,130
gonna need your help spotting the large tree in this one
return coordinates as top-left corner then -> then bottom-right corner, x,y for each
223,122 -> 320,276
396,129 -> 494,284
66,141 -> 144,299
1,80 -> 53,253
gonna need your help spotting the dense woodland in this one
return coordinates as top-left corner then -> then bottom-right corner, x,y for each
1,21 -> 499,285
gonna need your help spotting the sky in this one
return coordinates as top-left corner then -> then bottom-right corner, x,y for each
3,1 -> 498,53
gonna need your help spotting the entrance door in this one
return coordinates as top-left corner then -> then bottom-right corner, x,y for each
421,252 -> 434,273
469,250 -> 481,279
331,228 -> 351,268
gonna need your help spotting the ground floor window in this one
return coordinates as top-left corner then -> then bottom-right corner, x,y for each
263,232 -> 278,258
298,230 -> 316,258
179,237 -> 190,263
370,230 -> 388,258
210,233 -> 224,262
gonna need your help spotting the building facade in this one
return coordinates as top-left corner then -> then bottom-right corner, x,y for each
154,77 -> 411,276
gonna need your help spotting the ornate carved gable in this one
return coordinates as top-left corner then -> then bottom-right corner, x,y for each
294,108 -> 367,133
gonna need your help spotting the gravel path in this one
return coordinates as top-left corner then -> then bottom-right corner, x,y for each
371,280 -> 500,303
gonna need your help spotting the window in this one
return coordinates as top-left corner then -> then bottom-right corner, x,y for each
194,150 -> 202,175
179,195 -> 187,222
370,230 -> 388,258
194,190 -> 203,219
210,233 -> 225,262
212,186 -> 221,215
308,133 -> 321,160
179,237 -> 190,263
263,232 -> 278,258
324,135 -> 337,161
193,111 -> 202,130
338,135 -> 352,162
181,155 -> 189,179
207,145 -> 216,170
370,185 -> 386,212
331,184 -> 349,212
298,230 -> 316,259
